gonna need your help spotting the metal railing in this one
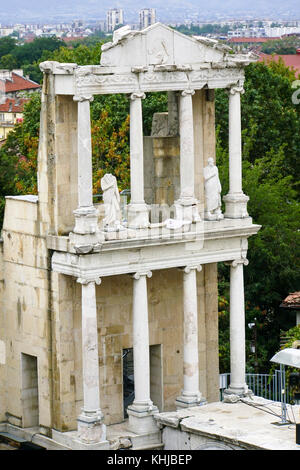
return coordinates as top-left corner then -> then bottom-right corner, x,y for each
219,370 -> 292,403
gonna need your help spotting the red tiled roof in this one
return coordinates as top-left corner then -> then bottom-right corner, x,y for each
229,37 -> 280,43
1,72 -> 40,93
62,36 -> 85,42
280,292 -> 300,309
258,52 -> 300,75
0,97 -> 29,113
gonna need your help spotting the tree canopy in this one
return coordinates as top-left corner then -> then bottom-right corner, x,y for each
261,36 -> 300,55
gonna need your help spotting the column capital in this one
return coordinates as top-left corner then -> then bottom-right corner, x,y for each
180,265 -> 202,274
181,89 -> 195,97
130,91 -> 146,101
73,94 -> 94,102
226,258 -> 249,268
228,84 -> 245,96
77,276 -> 102,285
132,271 -> 152,280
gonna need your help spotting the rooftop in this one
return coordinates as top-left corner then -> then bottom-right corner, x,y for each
280,292 -> 300,309
229,37 -> 280,43
259,52 -> 300,75
0,70 -> 40,93
0,97 -> 29,113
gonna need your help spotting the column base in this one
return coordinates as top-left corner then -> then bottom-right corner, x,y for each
70,206 -> 104,249
127,404 -> 159,434
223,385 -> 253,403
76,410 -> 108,446
174,198 -> 201,223
223,193 -> 249,219
175,393 -> 207,409
127,202 -> 149,229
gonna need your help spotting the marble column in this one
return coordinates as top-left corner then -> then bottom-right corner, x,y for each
76,278 -> 108,447
176,265 -> 204,408
72,96 -> 100,241
223,85 -> 249,219
127,92 -> 149,229
175,89 -> 200,223
224,259 -> 251,398
127,271 -> 159,434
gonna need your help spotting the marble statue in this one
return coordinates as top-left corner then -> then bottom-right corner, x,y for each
101,173 -> 123,230
203,158 -> 224,221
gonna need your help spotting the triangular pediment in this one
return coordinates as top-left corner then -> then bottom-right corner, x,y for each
100,23 -> 230,69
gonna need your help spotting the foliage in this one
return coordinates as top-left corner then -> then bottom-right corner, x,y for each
280,325 -> 300,349
261,36 -> 300,55
216,60 -> 300,371
216,61 -> 300,182
0,94 -> 40,222
92,111 -> 130,195
0,36 -> 17,57
173,23 -> 230,36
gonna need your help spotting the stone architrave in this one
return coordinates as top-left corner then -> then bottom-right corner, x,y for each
203,158 -> 224,221
101,173 -> 123,231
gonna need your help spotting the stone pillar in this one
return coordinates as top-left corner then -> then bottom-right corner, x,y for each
176,265 -> 204,408
71,96 -> 101,244
76,278 -> 108,447
224,259 -> 251,398
167,91 -> 179,136
127,271 -> 159,434
175,89 -> 200,223
127,92 -> 149,228
223,85 -> 249,219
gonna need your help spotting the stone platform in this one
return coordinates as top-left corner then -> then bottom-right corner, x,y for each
154,397 -> 300,450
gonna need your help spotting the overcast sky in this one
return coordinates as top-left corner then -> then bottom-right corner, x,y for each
0,0 -> 298,23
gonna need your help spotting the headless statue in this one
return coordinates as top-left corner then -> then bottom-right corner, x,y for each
203,158 -> 224,221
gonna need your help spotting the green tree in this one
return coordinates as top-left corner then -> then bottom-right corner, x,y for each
0,36 -> 17,58
0,53 -> 18,69
216,61 -> 300,371
261,36 -> 300,55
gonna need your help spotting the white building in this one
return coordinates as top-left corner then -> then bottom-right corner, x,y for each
139,8 -> 156,30
106,8 -> 124,33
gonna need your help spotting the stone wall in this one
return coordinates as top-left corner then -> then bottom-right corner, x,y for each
0,196 -> 52,431
0,237 -> 5,422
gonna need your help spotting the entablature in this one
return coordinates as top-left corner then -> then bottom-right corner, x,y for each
49,218 -> 260,280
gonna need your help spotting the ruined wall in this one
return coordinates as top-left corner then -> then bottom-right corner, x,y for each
38,76 -> 78,236
0,197 -> 52,431
0,238 -> 5,422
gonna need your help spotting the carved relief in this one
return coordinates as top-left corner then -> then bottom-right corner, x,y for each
148,39 -> 170,65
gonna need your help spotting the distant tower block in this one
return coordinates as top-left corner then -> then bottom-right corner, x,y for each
106,8 -> 124,33
139,8 -> 156,30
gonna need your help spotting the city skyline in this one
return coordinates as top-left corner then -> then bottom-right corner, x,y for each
0,0 -> 299,24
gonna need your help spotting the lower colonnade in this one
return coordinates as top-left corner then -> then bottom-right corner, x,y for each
75,259 -> 249,446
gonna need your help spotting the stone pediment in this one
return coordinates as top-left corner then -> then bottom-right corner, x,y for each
101,23 -> 237,70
